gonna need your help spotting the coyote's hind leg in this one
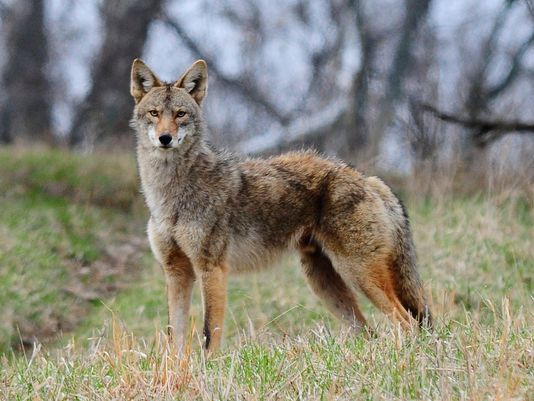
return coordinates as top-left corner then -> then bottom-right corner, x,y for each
298,237 -> 367,332
354,260 -> 415,329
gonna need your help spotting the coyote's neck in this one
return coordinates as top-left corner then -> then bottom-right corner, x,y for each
137,139 -> 216,223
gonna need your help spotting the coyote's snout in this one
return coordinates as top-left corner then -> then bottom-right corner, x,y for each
130,59 -> 432,354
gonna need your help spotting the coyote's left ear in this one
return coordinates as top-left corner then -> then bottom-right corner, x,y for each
175,60 -> 208,105
130,59 -> 162,104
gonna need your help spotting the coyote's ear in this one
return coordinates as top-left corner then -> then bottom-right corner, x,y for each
130,59 -> 162,104
175,60 -> 208,105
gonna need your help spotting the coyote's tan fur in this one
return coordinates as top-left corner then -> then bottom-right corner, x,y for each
130,59 -> 432,354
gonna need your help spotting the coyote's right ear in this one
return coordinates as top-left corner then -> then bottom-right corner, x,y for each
130,59 -> 162,104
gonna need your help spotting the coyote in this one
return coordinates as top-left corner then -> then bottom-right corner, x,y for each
130,59 -> 432,354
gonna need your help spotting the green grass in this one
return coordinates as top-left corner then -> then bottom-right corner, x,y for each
0,147 -> 141,211
0,148 -> 146,353
0,147 -> 532,400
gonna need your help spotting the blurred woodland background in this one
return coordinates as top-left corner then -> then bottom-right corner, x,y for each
1,0 -> 533,193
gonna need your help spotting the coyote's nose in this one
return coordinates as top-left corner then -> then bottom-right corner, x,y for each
158,134 -> 172,146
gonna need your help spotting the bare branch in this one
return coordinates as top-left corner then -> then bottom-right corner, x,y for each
464,0 -> 517,114
487,29 -> 534,99
526,0 -> 534,18
419,103 -> 534,146
238,99 -> 348,154
477,1 -> 516,78
161,14 -> 290,124
235,1 -> 375,156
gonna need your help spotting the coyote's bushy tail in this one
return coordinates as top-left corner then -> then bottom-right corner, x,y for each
365,176 -> 433,328
392,200 -> 433,328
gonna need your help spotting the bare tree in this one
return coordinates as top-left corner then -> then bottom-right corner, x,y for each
235,0 -> 366,157
265,0 -> 380,159
457,0 -> 534,165
406,0 -> 534,174
236,0 -> 432,162
180,0 -> 376,158
69,0 -> 163,148
366,0 -> 432,159
0,0 -> 51,144
161,1 -> 351,155
419,103 -> 534,142
162,14 -> 289,125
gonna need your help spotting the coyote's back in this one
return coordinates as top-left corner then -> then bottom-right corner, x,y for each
130,58 -> 432,354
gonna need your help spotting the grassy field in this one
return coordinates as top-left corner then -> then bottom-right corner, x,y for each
0,148 -> 532,400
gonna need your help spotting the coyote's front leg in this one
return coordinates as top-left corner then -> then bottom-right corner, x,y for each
148,219 -> 195,354
164,263 -> 195,354
198,263 -> 229,354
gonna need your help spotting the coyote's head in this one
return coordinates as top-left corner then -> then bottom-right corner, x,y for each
130,59 -> 208,151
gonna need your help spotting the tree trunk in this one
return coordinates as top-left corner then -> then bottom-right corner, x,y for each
368,0 -> 432,160
460,0 -> 518,170
69,0 -> 163,149
339,0 -> 377,161
0,0 -> 52,144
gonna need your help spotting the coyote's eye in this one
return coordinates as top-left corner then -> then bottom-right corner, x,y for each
149,110 -> 159,117
176,111 -> 186,118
